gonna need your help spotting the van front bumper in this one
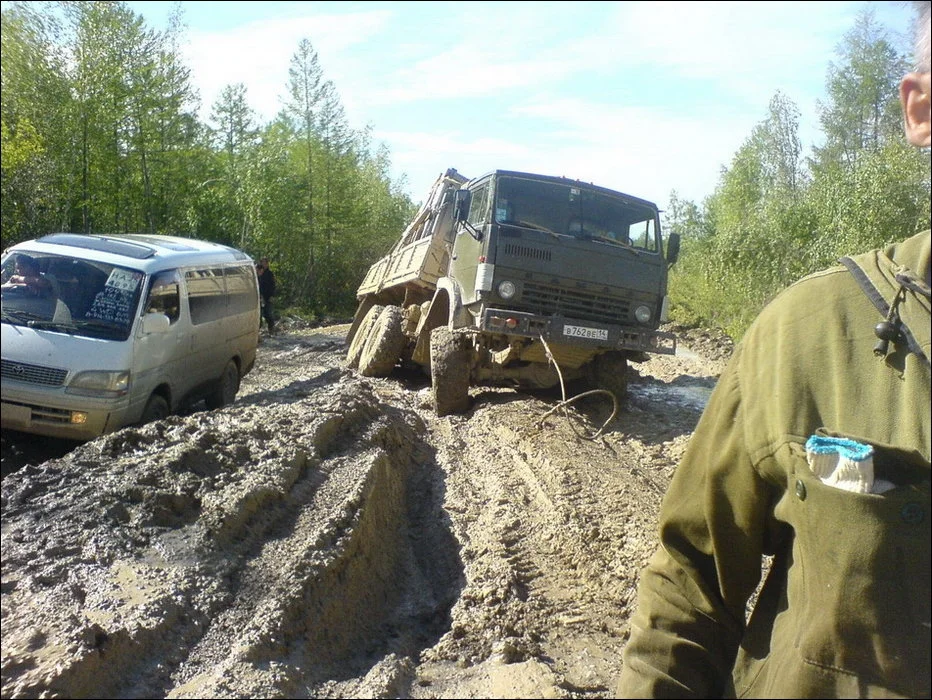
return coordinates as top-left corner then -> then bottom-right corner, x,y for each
0,383 -> 129,440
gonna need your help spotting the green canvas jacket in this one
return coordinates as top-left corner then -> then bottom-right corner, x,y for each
617,230 -> 931,698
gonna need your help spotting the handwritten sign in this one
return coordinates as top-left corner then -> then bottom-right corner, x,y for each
85,269 -> 142,326
105,268 -> 142,293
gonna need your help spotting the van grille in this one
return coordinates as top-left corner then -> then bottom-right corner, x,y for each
1,360 -> 67,387
518,281 -> 630,325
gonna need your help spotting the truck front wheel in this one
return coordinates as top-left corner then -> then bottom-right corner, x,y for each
430,327 -> 471,416
358,306 -> 407,377
586,351 -> 628,401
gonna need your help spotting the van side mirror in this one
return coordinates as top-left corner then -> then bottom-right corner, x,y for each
666,232 -> 681,265
452,189 -> 471,223
141,312 -> 171,334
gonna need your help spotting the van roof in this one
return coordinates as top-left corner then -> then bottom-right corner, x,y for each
7,233 -> 251,271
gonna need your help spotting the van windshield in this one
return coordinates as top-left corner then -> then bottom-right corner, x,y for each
1,251 -> 144,340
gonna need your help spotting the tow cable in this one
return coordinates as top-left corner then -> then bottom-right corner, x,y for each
535,335 -> 618,440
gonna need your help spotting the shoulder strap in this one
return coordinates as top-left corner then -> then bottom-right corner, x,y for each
840,251 -> 930,371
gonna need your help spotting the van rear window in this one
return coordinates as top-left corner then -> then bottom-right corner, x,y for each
185,265 -> 256,325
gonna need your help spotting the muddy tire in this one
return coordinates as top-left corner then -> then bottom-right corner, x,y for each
139,394 -> 169,425
206,360 -> 240,409
345,304 -> 385,369
430,327 -> 471,416
586,351 -> 628,401
358,306 -> 407,377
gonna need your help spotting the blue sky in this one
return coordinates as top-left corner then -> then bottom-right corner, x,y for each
122,1 -> 916,209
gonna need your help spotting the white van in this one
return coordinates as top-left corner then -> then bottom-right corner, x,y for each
1,233 -> 260,440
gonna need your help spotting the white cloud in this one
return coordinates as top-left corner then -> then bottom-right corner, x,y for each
374,95 -> 750,208
163,0 -> 910,206
182,10 -> 391,122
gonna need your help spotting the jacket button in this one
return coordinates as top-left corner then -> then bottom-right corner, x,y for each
901,503 -> 924,525
795,479 -> 807,500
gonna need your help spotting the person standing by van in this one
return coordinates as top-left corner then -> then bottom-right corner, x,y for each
256,257 -> 277,335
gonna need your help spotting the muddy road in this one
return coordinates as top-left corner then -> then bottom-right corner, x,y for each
1,321 -> 732,699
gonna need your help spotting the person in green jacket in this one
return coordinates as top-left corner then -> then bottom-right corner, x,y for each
616,3 -> 931,698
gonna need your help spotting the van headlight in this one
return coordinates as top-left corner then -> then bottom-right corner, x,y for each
497,280 -> 517,300
66,370 -> 131,397
634,305 -> 652,324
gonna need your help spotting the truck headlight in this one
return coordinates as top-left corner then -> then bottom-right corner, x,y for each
634,305 -> 652,324
497,280 -> 517,300
66,370 -> 131,398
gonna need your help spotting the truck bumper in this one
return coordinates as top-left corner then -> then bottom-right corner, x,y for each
478,308 -> 676,355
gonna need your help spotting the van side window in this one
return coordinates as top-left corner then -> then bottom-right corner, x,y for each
146,270 -> 181,323
185,268 -> 226,325
225,264 -> 258,316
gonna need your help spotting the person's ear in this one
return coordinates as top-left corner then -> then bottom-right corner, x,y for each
901,71 -> 931,148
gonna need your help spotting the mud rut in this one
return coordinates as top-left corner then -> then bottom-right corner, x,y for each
1,324 -> 727,699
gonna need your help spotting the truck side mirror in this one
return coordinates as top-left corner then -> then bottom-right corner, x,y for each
666,232 -> 681,265
453,189 -> 471,223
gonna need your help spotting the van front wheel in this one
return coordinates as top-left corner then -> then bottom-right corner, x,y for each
207,360 -> 240,409
140,395 -> 169,425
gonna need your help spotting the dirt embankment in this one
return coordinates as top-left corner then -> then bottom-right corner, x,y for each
1,322 -> 731,699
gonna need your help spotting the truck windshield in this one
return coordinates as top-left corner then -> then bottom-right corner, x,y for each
494,175 -> 659,252
1,251 -> 144,340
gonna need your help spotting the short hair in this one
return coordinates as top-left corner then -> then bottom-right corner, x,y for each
914,0 -> 931,73
15,254 -> 39,274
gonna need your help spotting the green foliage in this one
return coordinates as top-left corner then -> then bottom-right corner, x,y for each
3,3 -> 926,331
0,0 -> 414,316
667,9 -> 928,342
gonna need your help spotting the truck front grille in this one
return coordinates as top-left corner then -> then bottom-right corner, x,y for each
501,243 -> 552,262
519,282 -> 630,325
1,359 -> 68,387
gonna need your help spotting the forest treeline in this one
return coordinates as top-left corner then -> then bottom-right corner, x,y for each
1,0 -> 416,316
664,9 -> 930,338
2,3 -> 930,332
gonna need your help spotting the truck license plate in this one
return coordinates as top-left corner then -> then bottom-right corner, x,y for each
563,324 -> 608,341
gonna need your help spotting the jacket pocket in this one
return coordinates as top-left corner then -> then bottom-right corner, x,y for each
782,436 -> 929,696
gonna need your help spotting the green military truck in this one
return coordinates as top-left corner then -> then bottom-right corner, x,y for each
346,167 -> 681,416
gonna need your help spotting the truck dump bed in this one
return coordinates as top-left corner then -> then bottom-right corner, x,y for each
356,168 -> 468,299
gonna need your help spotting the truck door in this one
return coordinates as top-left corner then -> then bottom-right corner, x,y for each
449,180 -> 491,305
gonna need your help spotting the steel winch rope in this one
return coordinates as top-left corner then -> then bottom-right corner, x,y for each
536,335 -> 618,440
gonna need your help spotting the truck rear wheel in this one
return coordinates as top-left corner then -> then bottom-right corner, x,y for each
430,327 -> 471,416
358,306 -> 407,377
346,304 -> 385,369
586,351 -> 628,401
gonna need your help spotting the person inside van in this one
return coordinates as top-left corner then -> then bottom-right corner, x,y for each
145,270 -> 181,324
1,254 -> 53,298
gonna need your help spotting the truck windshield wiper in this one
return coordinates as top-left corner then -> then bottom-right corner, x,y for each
590,235 -> 641,254
505,220 -> 561,238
